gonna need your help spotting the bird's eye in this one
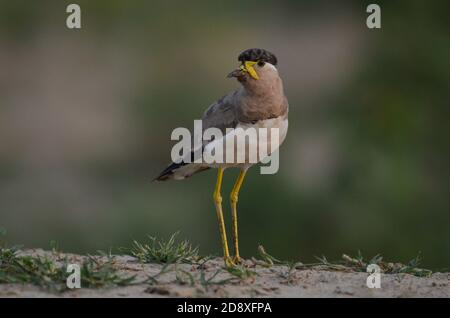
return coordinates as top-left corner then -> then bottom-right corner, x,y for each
257,61 -> 265,67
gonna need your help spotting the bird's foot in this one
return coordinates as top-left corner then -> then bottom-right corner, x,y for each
232,255 -> 242,265
224,257 -> 236,268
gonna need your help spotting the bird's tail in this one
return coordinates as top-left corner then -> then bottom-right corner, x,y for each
154,161 -> 209,181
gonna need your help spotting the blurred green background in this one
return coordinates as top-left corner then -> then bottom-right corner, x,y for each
0,1 -> 449,269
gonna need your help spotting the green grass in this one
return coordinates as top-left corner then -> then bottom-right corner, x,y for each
253,245 -> 434,278
0,246 -> 67,291
127,232 -> 200,264
225,264 -> 257,280
175,268 -> 235,290
0,245 -> 136,292
294,251 -> 433,278
0,230 -> 439,294
79,254 -> 136,288
256,245 -> 285,266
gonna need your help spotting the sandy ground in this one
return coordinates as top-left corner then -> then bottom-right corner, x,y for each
0,249 -> 449,298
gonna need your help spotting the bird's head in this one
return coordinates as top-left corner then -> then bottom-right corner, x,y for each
227,48 -> 279,85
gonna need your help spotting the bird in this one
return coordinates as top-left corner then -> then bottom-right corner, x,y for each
155,48 -> 289,267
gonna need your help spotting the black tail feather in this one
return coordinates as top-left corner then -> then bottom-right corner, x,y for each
153,161 -> 187,181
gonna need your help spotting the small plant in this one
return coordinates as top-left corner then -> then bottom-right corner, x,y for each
295,251 -> 433,278
79,255 -> 136,288
340,252 -> 432,277
49,240 -> 59,253
175,269 -> 196,286
175,267 -> 236,291
398,254 -> 433,277
146,263 -> 173,285
128,232 -> 199,264
277,262 -> 298,285
225,264 -> 257,281
257,245 -> 284,266
254,245 -> 300,284
0,244 -> 136,291
0,246 -> 68,291
199,268 -> 236,289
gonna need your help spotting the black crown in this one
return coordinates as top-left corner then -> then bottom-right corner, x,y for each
238,48 -> 278,66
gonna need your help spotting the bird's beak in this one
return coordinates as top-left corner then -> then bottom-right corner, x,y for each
227,61 -> 260,80
227,67 -> 245,78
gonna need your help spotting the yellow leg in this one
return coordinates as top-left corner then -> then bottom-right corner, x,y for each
230,169 -> 247,264
213,167 -> 234,267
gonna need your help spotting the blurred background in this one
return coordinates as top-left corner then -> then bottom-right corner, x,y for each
0,0 -> 449,269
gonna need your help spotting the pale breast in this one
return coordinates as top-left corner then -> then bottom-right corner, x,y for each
202,115 -> 288,168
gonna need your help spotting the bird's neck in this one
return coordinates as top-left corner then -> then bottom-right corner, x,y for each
238,77 -> 288,122
243,76 -> 285,104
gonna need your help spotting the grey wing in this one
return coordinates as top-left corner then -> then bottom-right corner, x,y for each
202,91 -> 239,134
154,91 -> 240,181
